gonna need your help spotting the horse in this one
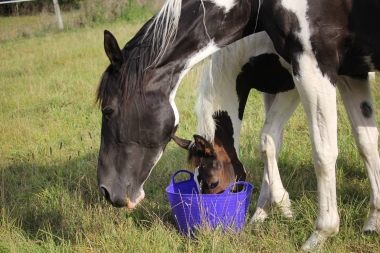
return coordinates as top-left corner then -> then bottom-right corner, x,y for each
172,111 -> 246,194
191,31 -> 380,230
97,0 -> 380,249
97,0 -> 253,210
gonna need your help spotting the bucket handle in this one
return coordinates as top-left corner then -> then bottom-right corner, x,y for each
221,181 -> 250,195
170,169 -> 194,185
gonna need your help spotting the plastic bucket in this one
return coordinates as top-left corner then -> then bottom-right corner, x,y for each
166,170 -> 253,235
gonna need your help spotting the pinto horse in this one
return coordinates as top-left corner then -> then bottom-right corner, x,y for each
97,0 -> 380,249
194,31 -> 380,230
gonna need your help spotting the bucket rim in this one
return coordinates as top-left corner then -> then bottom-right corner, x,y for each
166,170 -> 254,195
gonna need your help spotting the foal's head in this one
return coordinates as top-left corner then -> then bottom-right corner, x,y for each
173,111 -> 246,194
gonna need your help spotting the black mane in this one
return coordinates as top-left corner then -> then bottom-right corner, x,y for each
97,16 -> 165,105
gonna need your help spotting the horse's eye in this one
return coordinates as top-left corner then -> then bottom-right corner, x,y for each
102,106 -> 115,120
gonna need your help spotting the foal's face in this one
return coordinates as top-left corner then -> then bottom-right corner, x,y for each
196,140 -> 237,194
173,135 -> 242,194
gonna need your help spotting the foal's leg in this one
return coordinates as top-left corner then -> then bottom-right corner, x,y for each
250,89 -> 300,222
337,76 -> 380,233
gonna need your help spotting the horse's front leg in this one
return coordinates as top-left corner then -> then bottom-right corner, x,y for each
337,75 -> 380,233
250,89 -> 300,222
294,57 -> 340,251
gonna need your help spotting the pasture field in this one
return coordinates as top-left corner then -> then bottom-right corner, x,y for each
0,11 -> 84,42
1,15 -> 380,252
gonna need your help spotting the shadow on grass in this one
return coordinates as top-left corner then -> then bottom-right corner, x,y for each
1,140 -> 374,247
1,144 -> 187,244
3,152 -> 98,237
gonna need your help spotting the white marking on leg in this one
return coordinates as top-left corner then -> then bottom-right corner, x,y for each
280,1 -> 340,249
253,89 -> 300,222
294,53 -> 340,251
251,93 -> 279,224
337,76 -> 380,233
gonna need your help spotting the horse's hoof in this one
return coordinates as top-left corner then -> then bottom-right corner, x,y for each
281,207 -> 294,219
363,224 -> 379,234
249,208 -> 268,224
283,210 -> 293,219
363,215 -> 380,233
363,229 -> 378,235
301,231 -> 327,252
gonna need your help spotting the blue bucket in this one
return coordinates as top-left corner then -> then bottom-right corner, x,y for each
166,170 -> 253,235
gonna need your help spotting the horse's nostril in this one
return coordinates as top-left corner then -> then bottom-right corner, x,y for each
210,180 -> 219,189
100,186 -> 111,201
99,185 -> 126,207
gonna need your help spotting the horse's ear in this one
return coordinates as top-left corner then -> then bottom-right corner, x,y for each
193,135 -> 214,156
172,135 -> 192,150
104,30 -> 123,70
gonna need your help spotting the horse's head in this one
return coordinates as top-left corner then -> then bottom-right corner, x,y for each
95,0 -> 254,207
173,131 -> 246,194
96,31 -> 177,208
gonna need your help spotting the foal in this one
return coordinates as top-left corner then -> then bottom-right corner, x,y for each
172,111 -> 245,194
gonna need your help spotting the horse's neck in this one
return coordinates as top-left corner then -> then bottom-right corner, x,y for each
142,0 -> 255,126
151,0 -> 256,88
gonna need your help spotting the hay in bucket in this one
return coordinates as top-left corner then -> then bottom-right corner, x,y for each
166,169 -> 253,235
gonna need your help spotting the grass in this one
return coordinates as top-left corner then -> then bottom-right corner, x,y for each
0,11 -> 84,42
1,14 -> 380,252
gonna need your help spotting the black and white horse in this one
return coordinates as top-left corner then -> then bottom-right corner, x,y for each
193,31 -> 380,236
97,0 -> 380,249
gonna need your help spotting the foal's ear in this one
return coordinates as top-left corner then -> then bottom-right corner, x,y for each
172,135 -> 192,149
104,30 -> 123,70
193,135 -> 214,156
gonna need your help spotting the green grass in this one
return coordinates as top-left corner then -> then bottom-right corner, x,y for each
0,11 -> 84,42
1,15 -> 380,252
